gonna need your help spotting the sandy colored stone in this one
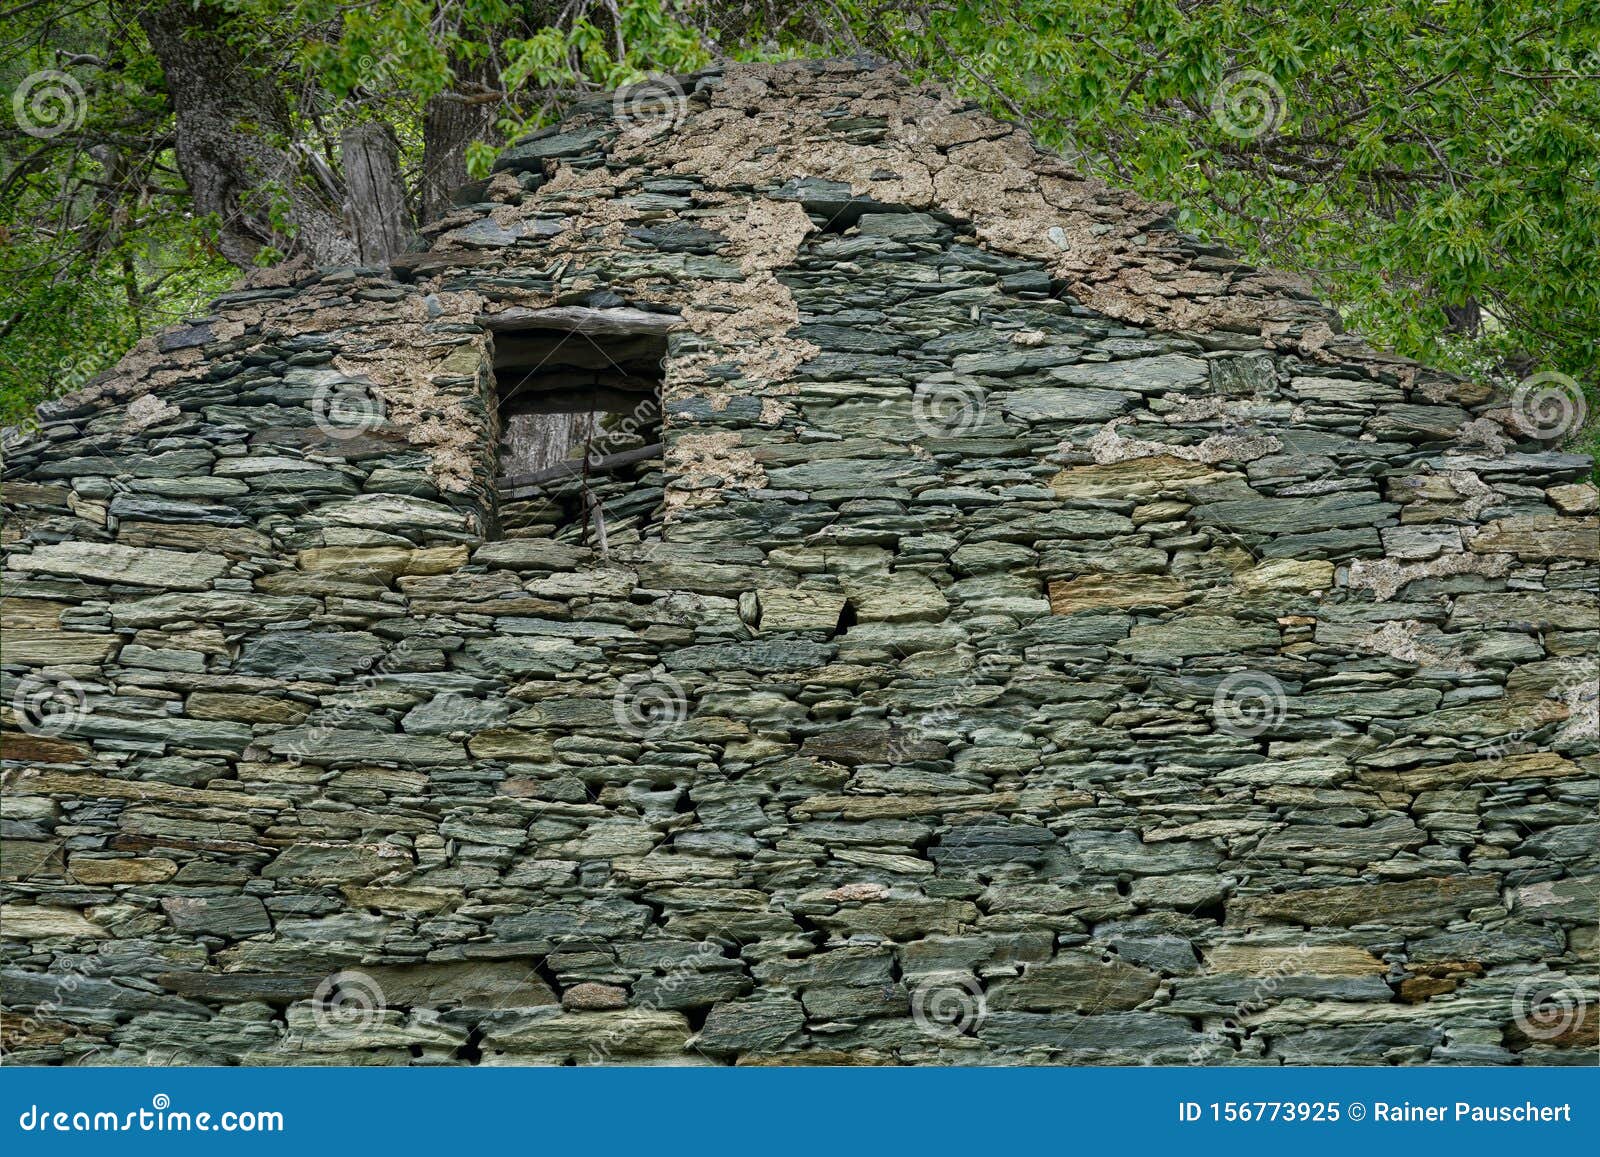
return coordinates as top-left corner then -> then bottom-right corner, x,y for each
1398,976 -> 1457,1002
1050,456 -> 1231,500
1,629 -> 120,664
1234,558 -> 1334,595
0,731 -> 93,765
1465,515 -> 1599,560
1204,944 -> 1386,977
1357,751 -> 1583,793
562,982 -> 629,1011
0,599 -> 68,629
16,770 -> 289,810
757,588 -> 847,631
2,904 -> 107,939
186,692 -> 310,724
70,857 -> 179,884
1230,876 -> 1501,928
1546,482 -> 1597,514
1049,574 -> 1188,614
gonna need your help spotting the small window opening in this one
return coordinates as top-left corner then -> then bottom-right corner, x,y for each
489,314 -> 668,549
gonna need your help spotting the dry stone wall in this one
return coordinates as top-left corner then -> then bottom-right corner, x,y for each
2,58 -> 1596,1066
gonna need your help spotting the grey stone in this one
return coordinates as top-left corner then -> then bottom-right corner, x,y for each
160,895 -> 272,937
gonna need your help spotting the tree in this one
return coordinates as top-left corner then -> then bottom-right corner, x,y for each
3,1 -> 1597,465
765,0 -> 1600,456
132,0 -> 356,268
0,0 -> 713,423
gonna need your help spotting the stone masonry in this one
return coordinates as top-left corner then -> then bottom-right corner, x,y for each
1,58 -> 1596,1065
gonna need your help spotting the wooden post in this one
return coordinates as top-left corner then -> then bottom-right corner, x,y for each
341,122 -> 413,265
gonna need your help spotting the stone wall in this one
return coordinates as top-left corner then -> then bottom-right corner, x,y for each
2,58 -> 1595,1066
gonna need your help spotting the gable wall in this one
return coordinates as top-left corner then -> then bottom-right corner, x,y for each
2,59 -> 1595,1066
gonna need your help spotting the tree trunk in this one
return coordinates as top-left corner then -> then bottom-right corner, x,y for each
1442,298 -> 1482,336
131,0 -> 355,269
499,411 -> 598,480
420,56 -> 501,223
341,122 -> 414,264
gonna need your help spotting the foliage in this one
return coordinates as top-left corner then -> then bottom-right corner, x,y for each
0,0 -> 711,425
3,0 -> 1597,463
757,0 -> 1600,457
0,3 -> 235,425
